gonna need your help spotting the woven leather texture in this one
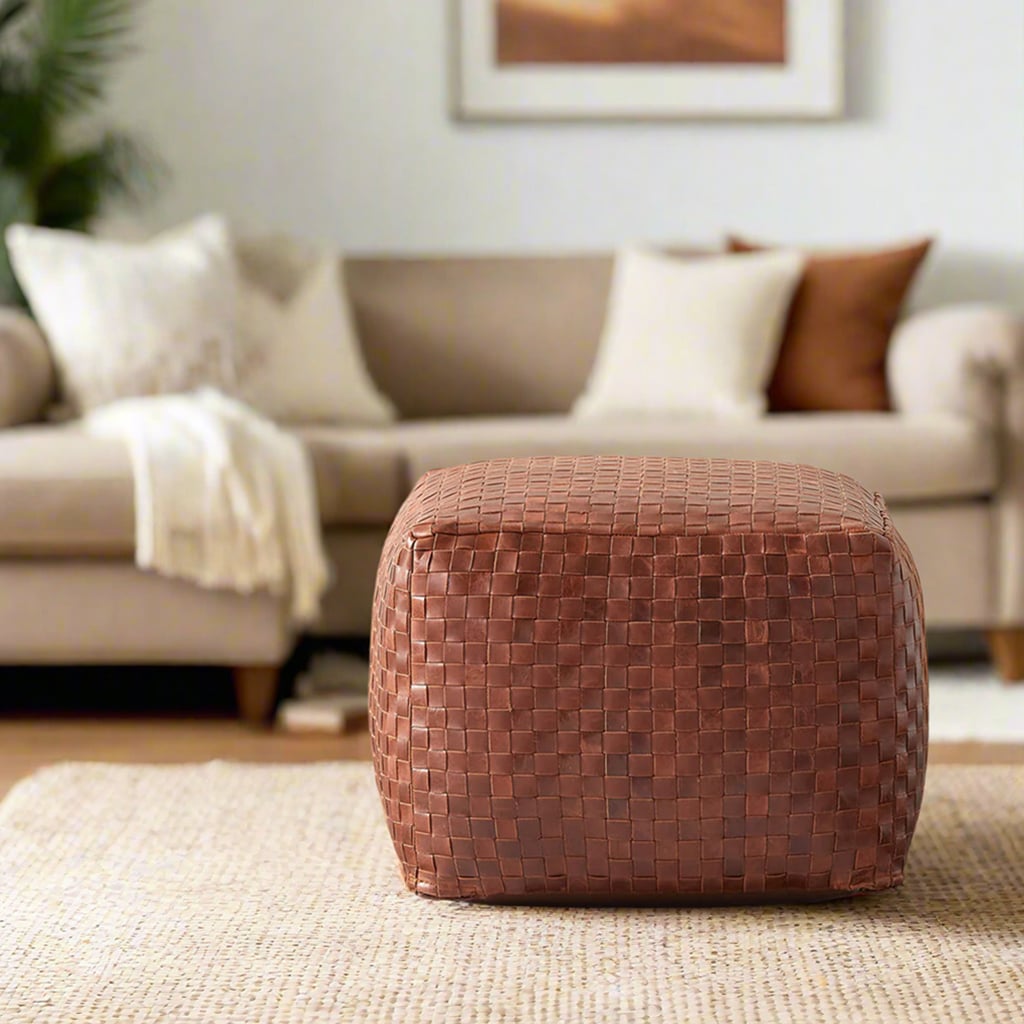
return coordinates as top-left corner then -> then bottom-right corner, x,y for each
370,457 -> 927,904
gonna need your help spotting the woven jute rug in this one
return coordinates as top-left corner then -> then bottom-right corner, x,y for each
0,763 -> 1021,1024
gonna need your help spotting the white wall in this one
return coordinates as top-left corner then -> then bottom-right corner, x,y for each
108,0 -> 1024,310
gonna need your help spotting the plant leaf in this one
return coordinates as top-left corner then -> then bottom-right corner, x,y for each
0,169 -> 33,305
0,0 -> 30,37
0,85 -> 49,172
32,0 -> 140,116
35,130 -> 160,229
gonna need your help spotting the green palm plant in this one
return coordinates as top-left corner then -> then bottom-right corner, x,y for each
0,0 -> 160,303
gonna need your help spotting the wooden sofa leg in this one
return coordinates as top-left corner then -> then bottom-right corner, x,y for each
987,629 -> 1024,683
233,666 -> 281,726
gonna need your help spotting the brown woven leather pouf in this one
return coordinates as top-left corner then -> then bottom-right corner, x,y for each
370,457 -> 928,904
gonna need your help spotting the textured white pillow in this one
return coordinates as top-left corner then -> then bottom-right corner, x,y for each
237,256 -> 396,425
6,216 -> 241,414
574,247 -> 806,418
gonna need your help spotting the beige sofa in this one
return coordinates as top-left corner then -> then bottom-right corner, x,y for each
1,245 -> 1021,720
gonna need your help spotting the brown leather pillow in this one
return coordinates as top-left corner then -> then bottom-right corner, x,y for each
728,237 -> 932,412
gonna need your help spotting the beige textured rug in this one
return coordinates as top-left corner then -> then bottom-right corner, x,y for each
0,764 -> 1021,1024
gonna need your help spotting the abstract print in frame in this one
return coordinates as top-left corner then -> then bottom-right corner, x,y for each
454,0 -> 844,120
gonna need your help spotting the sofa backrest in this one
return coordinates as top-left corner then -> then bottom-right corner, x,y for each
237,239 -> 615,417
346,255 -> 616,418
236,238 -> 710,419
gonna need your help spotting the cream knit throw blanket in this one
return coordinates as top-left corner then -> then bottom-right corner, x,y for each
84,389 -> 329,623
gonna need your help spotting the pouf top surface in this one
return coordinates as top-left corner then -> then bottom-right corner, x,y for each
403,457 -> 887,540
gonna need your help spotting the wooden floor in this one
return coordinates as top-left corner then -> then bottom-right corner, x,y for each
0,719 -> 369,799
0,719 -> 1020,800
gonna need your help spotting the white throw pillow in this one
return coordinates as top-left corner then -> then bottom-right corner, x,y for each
236,256 -> 396,425
6,215 -> 242,414
573,247 -> 806,419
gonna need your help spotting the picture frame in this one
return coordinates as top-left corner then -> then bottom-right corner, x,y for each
452,0 -> 844,121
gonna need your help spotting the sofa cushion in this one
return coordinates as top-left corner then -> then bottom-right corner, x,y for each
573,247 -> 805,419
0,427 -> 134,555
0,414 -> 999,556
294,426 -> 406,526
729,237 -> 932,412
0,424 -> 405,556
393,414 -> 998,506
8,217 -> 243,414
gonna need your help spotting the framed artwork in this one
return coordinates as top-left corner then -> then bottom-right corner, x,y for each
453,0 -> 844,121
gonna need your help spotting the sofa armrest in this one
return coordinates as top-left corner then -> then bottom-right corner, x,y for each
890,305 -> 1024,623
0,307 -> 54,427
888,305 -> 1024,426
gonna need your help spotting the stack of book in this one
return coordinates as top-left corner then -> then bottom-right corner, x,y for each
276,651 -> 370,734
